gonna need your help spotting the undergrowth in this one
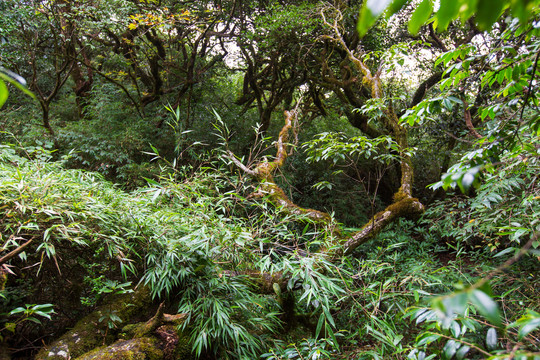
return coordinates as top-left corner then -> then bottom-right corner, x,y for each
0,143 -> 538,360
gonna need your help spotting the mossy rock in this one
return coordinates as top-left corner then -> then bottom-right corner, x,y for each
74,337 -> 163,360
36,286 -> 152,360
155,325 -> 192,360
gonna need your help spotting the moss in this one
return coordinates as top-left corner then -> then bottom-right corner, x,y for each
387,196 -> 424,216
174,331 -> 192,360
0,269 -> 7,291
155,325 -> 192,360
340,196 -> 424,256
74,337 -> 163,360
392,190 -> 408,202
120,324 -> 192,360
36,286 -> 152,360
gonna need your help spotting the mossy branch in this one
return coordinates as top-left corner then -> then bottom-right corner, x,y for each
229,108 -> 424,261
122,303 -> 187,339
227,110 -> 333,224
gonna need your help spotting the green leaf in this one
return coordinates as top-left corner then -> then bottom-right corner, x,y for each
442,292 -> 469,316
315,313 -> 325,338
387,0 -> 410,16
450,321 -> 461,338
416,332 -> 440,346
458,165 -> 482,193
517,316 -> 540,340
0,68 -> 35,100
443,339 -> 460,359
26,316 -> 41,324
475,0 -> 507,30
408,0 -> 433,35
8,307 -> 26,315
415,308 -> 432,324
4,323 -> 16,333
510,0 -> 534,25
455,345 -> 470,360
357,2 -> 379,37
0,80 -> 8,109
494,247 -> 516,257
436,0 -> 460,31
469,290 -> 502,327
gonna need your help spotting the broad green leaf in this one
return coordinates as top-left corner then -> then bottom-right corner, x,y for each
458,166 -> 482,193
387,0 -> 410,16
8,307 -> 26,315
443,339 -> 460,359
455,345 -> 470,360
478,281 -> 495,297
442,292 -> 469,316
415,308 -> 431,324
475,0 -> 507,30
510,0 -> 535,24
494,247 -> 516,257
436,0 -> 460,31
469,290 -> 502,327
357,1 -> 380,37
26,316 -> 41,324
408,0 -> 433,35
416,332 -> 440,346
358,0 -> 410,36
450,321 -> 461,338
458,0 -> 479,23
0,80 -> 8,109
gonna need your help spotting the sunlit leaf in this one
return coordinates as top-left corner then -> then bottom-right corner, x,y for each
0,80 -> 8,109
436,0 -> 460,31
408,0 -> 433,35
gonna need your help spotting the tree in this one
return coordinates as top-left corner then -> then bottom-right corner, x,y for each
1,0 -> 539,358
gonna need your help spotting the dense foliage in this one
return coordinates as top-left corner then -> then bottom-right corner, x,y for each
0,0 -> 539,359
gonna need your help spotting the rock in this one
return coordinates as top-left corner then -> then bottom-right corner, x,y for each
35,286 -> 152,360
75,337 -> 162,360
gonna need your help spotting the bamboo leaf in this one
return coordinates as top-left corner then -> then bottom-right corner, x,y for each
469,290 -> 502,327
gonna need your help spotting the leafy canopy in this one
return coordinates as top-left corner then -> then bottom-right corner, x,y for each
358,0 -> 540,36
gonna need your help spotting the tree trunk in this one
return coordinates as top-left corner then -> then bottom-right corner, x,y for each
40,102 -> 59,149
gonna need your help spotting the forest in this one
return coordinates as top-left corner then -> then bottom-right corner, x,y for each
0,0 -> 539,359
